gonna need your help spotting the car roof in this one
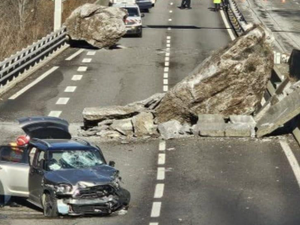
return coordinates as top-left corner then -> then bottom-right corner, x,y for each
29,138 -> 97,151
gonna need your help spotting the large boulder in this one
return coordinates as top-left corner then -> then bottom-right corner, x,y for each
155,24 -> 274,123
65,4 -> 127,48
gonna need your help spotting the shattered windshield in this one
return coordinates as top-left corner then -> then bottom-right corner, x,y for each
47,150 -> 104,171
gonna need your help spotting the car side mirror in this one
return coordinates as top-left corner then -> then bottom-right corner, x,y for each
141,13 -> 145,17
109,161 -> 115,167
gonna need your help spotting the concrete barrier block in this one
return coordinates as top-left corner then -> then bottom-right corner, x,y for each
197,114 -> 224,123
225,123 -> 252,137
195,123 -> 226,137
229,115 -> 256,126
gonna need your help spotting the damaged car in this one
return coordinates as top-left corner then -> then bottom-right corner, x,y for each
0,116 -> 130,217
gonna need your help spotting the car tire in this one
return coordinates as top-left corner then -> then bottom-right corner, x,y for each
138,31 -> 143,38
42,193 -> 58,218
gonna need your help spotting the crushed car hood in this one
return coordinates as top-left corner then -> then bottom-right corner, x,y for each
44,165 -> 118,186
18,116 -> 71,139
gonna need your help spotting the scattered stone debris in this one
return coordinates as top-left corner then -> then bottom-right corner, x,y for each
80,24 -> 277,141
65,4 -> 127,48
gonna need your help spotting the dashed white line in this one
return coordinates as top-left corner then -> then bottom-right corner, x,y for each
56,97 -> 70,105
169,10 -> 173,13
9,66 -> 59,100
280,141 -> 300,188
87,51 -> 96,56
154,184 -> 165,198
165,62 -> 170,67
163,73 -> 168,79
163,79 -> 169,85
166,44 -> 171,48
72,75 -> 83,81
149,223 -> 159,225
170,2 -> 173,5
163,85 -> 169,92
158,153 -> 166,165
165,57 -> 170,62
168,19 -> 172,22
151,202 -> 162,217
159,140 -> 166,151
64,86 -> 77,92
166,48 -> 170,52
168,27 -> 172,31
48,111 -> 62,117
164,67 -> 169,72
167,40 -> 171,44
77,66 -> 88,72
166,52 -> 170,57
82,58 -> 92,63
157,167 -> 165,180
65,49 -> 84,61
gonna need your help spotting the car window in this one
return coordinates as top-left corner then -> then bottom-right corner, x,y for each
33,149 -> 45,169
29,147 -> 37,165
0,145 -> 26,163
125,8 -> 139,17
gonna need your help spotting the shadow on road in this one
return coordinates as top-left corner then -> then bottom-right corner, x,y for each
143,25 -> 233,30
68,39 -> 100,49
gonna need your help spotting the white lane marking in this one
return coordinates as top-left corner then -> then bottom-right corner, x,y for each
168,27 -> 171,31
64,86 -> 77,92
166,48 -> 170,52
72,75 -> 83,81
157,167 -> 165,180
163,85 -> 169,92
48,111 -> 62,117
164,73 -> 168,78
166,44 -> 171,48
169,10 -> 173,13
77,66 -> 88,72
168,19 -> 172,22
149,223 -> 159,225
154,184 -> 165,198
56,97 -> 70,105
280,141 -> 300,188
163,79 -> 169,85
82,58 -> 92,63
158,153 -> 166,165
65,49 -> 84,61
164,67 -> 169,72
167,36 -> 171,40
220,10 -> 236,41
170,2 -> 173,5
166,52 -> 170,57
9,66 -> 59,100
151,202 -> 162,217
87,51 -> 96,56
165,62 -> 170,67
159,140 -> 166,151
167,40 -> 171,44
165,57 -> 170,62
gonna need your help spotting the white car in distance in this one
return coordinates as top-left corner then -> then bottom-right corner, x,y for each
112,1 -> 144,37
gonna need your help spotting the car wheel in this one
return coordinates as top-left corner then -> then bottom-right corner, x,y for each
42,193 -> 58,218
138,31 -> 143,38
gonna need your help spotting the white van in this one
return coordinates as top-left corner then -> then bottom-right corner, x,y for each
112,1 -> 144,37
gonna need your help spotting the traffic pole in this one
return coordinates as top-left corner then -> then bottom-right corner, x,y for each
54,0 -> 62,31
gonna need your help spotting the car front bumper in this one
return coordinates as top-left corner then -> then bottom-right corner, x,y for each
125,25 -> 142,35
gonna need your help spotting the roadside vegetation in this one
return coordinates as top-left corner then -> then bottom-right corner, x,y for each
0,0 -> 96,62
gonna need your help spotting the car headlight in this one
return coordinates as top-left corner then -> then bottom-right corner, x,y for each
55,183 -> 73,194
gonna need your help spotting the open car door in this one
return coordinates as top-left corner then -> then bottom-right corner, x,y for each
18,116 -> 71,139
0,145 -> 29,204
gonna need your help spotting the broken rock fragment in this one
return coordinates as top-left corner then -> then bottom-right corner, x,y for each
155,24 -> 274,123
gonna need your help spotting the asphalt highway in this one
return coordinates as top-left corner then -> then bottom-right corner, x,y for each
1,0 -> 300,225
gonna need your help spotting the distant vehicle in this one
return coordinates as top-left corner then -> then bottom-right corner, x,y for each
113,2 -> 144,37
136,0 -> 152,11
0,117 -> 130,217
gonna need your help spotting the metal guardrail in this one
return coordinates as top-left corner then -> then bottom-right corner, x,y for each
0,26 -> 68,88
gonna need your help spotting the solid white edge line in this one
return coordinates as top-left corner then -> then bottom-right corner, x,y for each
65,49 -> 84,61
9,66 -> 59,100
154,184 -> 165,198
158,153 -> 166,165
220,10 -> 236,41
280,141 -> 300,188
157,167 -> 165,180
151,202 -> 162,217
149,223 -> 159,225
